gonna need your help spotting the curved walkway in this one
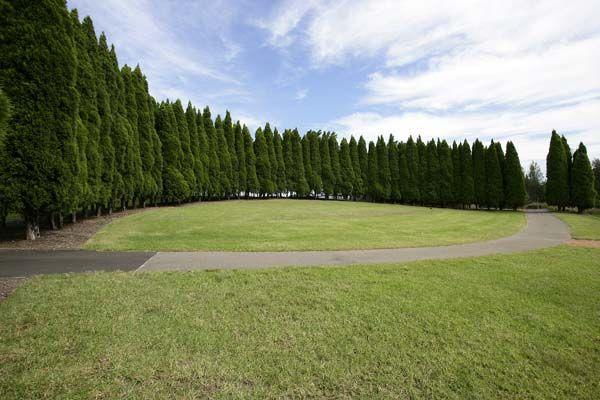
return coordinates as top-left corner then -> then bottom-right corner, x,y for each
0,211 -> 570,277
138,211 -> 571,272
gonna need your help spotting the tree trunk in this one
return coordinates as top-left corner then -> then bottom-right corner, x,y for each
50,213 -> 58,230
72,212 -> 77,224
97,205 -> 102,217
58,213 -> 64,229
25,219 -> 40,241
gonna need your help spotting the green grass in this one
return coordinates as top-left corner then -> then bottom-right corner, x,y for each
85,200 -> 526,251
554,213 -> 600,240
1,247 -> 599,398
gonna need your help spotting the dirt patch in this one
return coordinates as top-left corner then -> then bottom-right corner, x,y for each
567,239 -> 600,248
0,208 -> 148,250
0,278 -> 26,303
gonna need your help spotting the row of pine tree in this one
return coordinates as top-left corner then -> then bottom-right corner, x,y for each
0,1 -> 596,240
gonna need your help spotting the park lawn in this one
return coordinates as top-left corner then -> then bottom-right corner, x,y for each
554,212 -> 600,240
85,199 -> 525,251
1,247 -> 599,399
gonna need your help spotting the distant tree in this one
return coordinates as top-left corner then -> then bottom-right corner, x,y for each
308,131 -> 323,196
367,141 -> 381,201
451,141 -> 462,206
493,141 -> 506,209
223,111 -> 238,197
301,135 -> 313,196
329,134 -> 341,196
320,133 -> 334,198
593,159 -> 600,206
416,136 -> 427,204
357,136 -> 369,199
195,109 -> 209,198
484,142 -> 503,209
397,142 -> 410,204
291,129 -> 309,197
404,136 -> 420,204
546,131 -> 569,210
243,125 -> 259,196
263,123 -> 277,194
254,127 -> 274,196
273,129 -> 287,195
421,139 -> 440,205
349,136 -> 364,199
388,135 -> 401,202
562,135 -> 573,207
437,140 -> 453,207
459,140 -> 474,208
472,139 -> 486,209
339,138 -> 354,199
525,162 -> 545,203
503,141 -> 526,210
234,121 -> 246,198
203,107 -> 221,198
572,143 -> 596,213
173,100 -> 195,199
0,88 -> 12,226
214,115 -> 232,198
376,136 -> 391,201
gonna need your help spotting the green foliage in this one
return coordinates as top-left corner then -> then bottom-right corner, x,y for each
437,140 -> 453,206
404,136 -> 420,204
290,129 -> 309,197
571,143 -> 596,212
387,135 -> 401,202
349,136 -> 364,199
421,140 -> 440,205
459,140 -> 474,207
243,125 -> 259,195
472,139 -> 486,208
504,141 -> 526,210
546,131 -> 569,209
273,129 -> 287,193
484,142 -> 504,209
254,128 -> 274,195
234,121 -> 246,197
339,138 -> 354,198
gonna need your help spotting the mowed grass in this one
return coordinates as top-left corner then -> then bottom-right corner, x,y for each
555,212 -> 600,240
85,199 -> 525,251
1,247 -> 599,399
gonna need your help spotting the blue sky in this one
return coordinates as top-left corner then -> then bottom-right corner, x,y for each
67,0 -> 600,170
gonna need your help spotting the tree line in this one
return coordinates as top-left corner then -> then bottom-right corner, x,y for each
0,1 -> 596,240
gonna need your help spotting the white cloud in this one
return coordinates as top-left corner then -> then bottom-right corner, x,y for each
331,100 -> 600,169
294,88 -> 308,100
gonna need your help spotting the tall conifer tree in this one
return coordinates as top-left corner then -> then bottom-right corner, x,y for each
243,125 -> 259,196
349,136 -> 363,199
504,141 -> 526,210
388,135 -> 401,202
572,143 -> 596,213
472,139 -> 486,208
546,131 -> 569,210
339,138 -> 354,199
484,142 -> 503,209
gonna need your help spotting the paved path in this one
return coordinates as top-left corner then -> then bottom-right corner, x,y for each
0,211 -> 570,277
139,211 -> 570,272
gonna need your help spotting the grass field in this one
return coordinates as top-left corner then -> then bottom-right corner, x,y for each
1,246 -> 598,398
85,200 -> 526,251
554,213 -> 600,240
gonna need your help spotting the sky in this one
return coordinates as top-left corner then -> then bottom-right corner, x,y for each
67,0 -> 600,172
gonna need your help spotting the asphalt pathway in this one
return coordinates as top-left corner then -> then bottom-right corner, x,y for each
0,211 -> 570,277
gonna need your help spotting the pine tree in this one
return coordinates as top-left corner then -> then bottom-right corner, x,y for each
503,141 -> 526,210
156,102 -> 189,203
223,111 -> 238,196
329,134 -> 341,197
416,136 -> 427,203
283,130 -> 294,192
376,136 -> 391,201
421,139 -> 440,205
185,102 -> 200,199
0,87 -> 13,226
243,125 -> 259,196
397,142 -> 410,204
135,67 -> 159,206
404,136 -> 420,204
263,123 -> 277,195
291,129 -> 309,197
494,141 -> 506,209
339,138 -> 354,199
437,140 -> 453,207
525,162 -> 545,204
459,140 -> 474,208
349,136 -> 363,199
121,65 -> 143,207
388,135 -> 401,202
320,133 -> 334,198
308,131 -> 323,196
234,121 -> 246,198
562,135 -> 573,207
254,127 -> 274,196
472,139 -> 486,209
546,131 -> 569,210
0,0 -> 79,238
203,107 -> 220,198
214,115 -> 232,198
273,129 -> 287,195
593,159 -> 600,206
301,135 -> 313,196
173,100 -> 195,200
195,109 -> 209,198
367,141 -> 381,201
357,136 -> 369,199
572,142 -> 596,213
484,142 -> 503,209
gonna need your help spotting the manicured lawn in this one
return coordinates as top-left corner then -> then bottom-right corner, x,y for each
85,199 -> 525,251
1,247 -> 599,398
554,212 -> 600,240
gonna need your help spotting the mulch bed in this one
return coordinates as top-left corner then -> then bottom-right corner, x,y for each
0,208 -> 147,250
0,278 -> 26,303
567,240 -> 600,248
